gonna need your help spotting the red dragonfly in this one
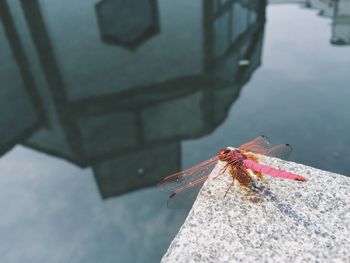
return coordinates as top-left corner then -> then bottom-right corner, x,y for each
159,136 -> 306,207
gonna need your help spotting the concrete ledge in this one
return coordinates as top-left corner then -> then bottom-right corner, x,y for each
161,155 -> 350,262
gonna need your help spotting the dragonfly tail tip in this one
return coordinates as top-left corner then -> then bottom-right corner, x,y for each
295,175 -> 307,181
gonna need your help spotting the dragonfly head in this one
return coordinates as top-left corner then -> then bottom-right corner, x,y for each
218,148 -> 232,161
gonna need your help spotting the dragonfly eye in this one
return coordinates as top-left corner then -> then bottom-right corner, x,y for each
223,148 -> 231,154
218,148 -> 231,161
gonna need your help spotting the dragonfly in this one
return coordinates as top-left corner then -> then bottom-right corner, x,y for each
159,136 -> 306,207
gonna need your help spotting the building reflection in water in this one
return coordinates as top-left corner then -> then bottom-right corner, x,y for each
0,0 -> 44,156
95,0 -> 160,50
0,0 -> 266,262
306,0 -> 350,45
0,0 -> 265,199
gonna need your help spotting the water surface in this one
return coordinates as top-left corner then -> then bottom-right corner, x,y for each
0,1 -> 349,262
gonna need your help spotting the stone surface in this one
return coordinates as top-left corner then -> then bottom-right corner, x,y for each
161,154 -> 350,263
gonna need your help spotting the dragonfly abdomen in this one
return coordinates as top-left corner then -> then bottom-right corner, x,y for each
243,159 -> 306,181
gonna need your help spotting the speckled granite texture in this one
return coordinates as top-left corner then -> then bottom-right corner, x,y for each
161,155 -> 350,263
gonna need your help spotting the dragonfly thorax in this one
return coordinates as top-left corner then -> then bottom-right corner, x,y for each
231,149 -> 247,160
218,148 -> 247,163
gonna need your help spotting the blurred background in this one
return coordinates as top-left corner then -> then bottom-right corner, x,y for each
0,0 -> 349,262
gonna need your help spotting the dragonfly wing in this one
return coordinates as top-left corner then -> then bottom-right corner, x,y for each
158,156 -> 218,208
158,156 -> 218,193
240,136 -> 292,160
239,135 -> 271,152
264,144 -> 292,159
166,176 -> 209,209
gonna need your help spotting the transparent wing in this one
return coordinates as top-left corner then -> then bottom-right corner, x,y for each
158,156 -> 218,208
158,156 -> 218,192
239,135 -> 271,151
239,136 -> 292,160
263,144 -> 292,159
166,177 -> 208,209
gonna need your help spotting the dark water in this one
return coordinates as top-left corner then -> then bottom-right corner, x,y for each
0,0 -> 349,262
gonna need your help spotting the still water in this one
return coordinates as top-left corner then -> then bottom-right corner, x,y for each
0,0 -> 349,262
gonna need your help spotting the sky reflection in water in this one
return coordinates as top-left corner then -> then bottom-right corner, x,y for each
0,1 -> 349,262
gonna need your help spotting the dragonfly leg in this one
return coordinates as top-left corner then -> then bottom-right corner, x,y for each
251,169 -> 264,182
254,171 -> 264,181
213,164 -> 229,180
250,172 -> 260,188
219,164 -> 229,174
224,180 -> 235,197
